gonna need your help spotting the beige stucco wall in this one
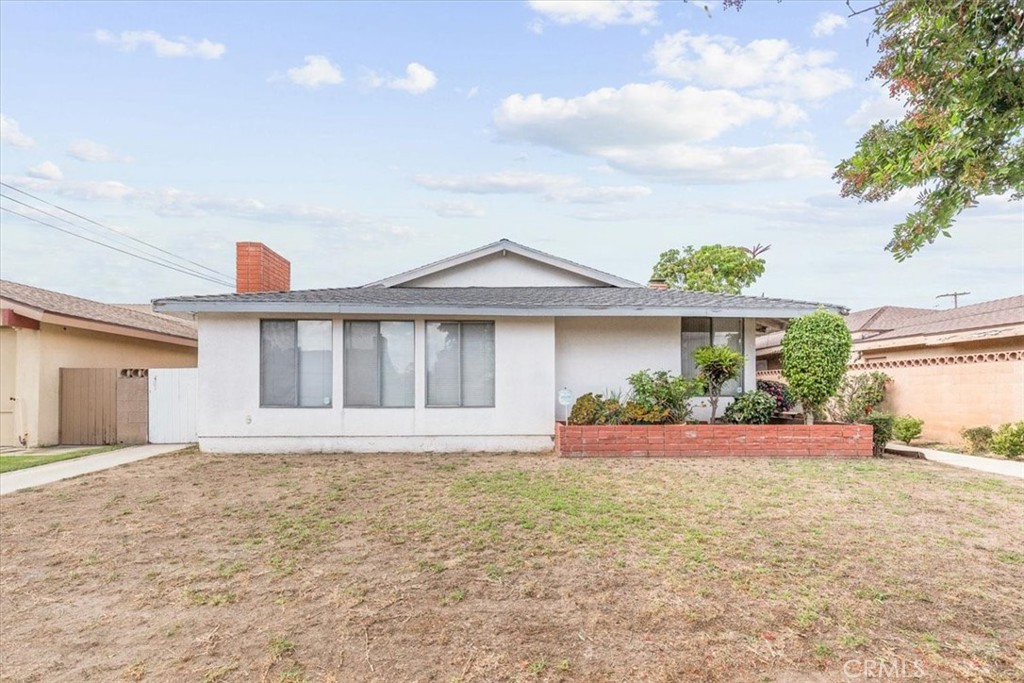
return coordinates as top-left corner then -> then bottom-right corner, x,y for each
759,338 -> 1024,444
5,323 -> 196,447
0,328 -> 18,447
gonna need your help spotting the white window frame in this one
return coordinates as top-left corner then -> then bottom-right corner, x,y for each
425,320 -> 496,408
342,320 -> 415,408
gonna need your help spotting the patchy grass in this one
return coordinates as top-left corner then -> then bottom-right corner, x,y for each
0,445 -> 122,473
1,450 -> 1022,682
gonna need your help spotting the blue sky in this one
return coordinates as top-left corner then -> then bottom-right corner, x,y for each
1,0 -> 1021,310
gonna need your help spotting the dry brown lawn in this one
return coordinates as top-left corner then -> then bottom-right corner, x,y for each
1,450 -> 1022,683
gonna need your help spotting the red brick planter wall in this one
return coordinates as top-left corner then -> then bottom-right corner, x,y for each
556,423 -> 873,458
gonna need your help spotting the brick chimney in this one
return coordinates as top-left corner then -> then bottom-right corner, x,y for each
648,279 -> 669,290
236,242 -> 291,293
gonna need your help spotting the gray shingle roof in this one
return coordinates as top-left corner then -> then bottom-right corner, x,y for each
1,279 -> 197,341
154,286 -> 845,317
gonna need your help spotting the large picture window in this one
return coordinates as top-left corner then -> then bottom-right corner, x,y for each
343,321 -> 415,407
426,321 -> 495,407
260,320 -> 333,408
681,317 -> 744,395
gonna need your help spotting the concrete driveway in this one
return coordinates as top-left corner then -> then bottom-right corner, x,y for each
888,443 -> 1024,479
0,444 -> 189,495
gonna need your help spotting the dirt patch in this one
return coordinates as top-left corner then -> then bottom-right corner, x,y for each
1,450 -> 1022,682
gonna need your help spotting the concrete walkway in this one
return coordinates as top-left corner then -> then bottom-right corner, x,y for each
0,444 -> 189,496
888,443 -> 1024,479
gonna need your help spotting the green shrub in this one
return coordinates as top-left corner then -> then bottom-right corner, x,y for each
693,345 -> 744,423
825,372 -> 890,423
722,391 -> 777,425
622,401 -> 671,425
990,422 -> 1024,459
859,412 -> 896,457
756,379 -> 794,413
781,310 -> 852,424
627,369 -> 702,424
568,393 -> 602,425
567,393 -> 625,425
892,415 -> 924,445
960,426 -> 994,454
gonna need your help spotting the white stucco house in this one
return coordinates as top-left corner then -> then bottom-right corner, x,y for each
155,239 -> 844,453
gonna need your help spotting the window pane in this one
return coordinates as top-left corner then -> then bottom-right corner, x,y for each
461,323 -> 495,407
261,321 -> 297,406
380,322 -> 414,407
298,321 -> 332,407
681,318 -> 710,381
427,322 -> 461,406
713,318 -> 744,395
344,321 -> 379,406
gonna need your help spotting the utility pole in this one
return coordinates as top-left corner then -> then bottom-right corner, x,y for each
936,291 -> 970,308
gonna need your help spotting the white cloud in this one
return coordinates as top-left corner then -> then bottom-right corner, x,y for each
416,171 -> 574,194
2,175 -> 411,238
67,139 -> 133,163
596,143 -> 829,183
423,199 -> 486,218
94,29 -> 226,59
649,31 -> 852,100
1,114 -> 35,148
495,82 -> 779,149
527,1 -> 659,28
414,170 -> 651,204
493,83 -> 829,183
365,62 -> 437,94
812,12 -> 847,37
26,161 -> 63,180
845,80 -> 907,128
285,55 -> 344,88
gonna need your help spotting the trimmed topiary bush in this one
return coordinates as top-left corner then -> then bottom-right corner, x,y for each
693,345 -> 744,423
722,390 -> 777,425
893,415 -> 924,445
991,422 -> 1024,459
781,310 -> 852,424
960,426 -> 994,454
860,411 -> 896,457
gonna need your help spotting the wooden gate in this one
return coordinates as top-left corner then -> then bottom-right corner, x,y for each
59,368 -> 117,445
148,368 -> 198,443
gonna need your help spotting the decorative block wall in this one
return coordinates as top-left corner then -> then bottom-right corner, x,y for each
555,423 -> 873,458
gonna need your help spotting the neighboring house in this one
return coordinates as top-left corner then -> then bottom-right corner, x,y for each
757,296 -> 1024,442
0,280 -> 198,448
154,239 -> 844,454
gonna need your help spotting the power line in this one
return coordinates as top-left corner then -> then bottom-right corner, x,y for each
0,206 -> 235,289
0,181 -> 235,281
0,192 -> 234,287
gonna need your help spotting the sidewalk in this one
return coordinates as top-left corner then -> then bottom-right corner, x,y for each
888,443 -> 1024,480
0,444 -> 189,496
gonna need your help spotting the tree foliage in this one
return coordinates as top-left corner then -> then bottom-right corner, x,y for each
693,345 -> 745,423
651,244 -> 766,294
834,0 -> 1024,260
781,310 -> 852,425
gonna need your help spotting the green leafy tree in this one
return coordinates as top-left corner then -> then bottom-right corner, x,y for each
693,345 -> 745,423
725,0 -> 1023,260
781,310 -> 852,425
834,0 -> 1024,260
651,244 -> 766,294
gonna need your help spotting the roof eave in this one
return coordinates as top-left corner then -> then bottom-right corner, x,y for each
154,300 -> 841,318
